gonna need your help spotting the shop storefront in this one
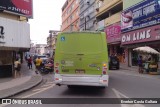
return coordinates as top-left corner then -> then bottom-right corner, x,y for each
105,22 -> 125,63
121,25 -> 160,67
0,17 -> 30,77
121,0 -> 160,68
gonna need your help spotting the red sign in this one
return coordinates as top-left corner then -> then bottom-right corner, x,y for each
0,0 -> 33,18
105,23 -> 121,43
121,25 -> 160,45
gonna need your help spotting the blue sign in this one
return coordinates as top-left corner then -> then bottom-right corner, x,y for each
121,0 -> 160,33
61,37 -> 65,41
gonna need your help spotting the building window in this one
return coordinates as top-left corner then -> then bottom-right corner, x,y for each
76,0 -> 79,4
76,9 -> 79,16
67,19 -> 69,24
72,14 -> 74,20
76,21 -> 79,27
70,15 -> 72,22
72,2 -> 75,9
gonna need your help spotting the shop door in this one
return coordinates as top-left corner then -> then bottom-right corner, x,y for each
132,51 -> 138,66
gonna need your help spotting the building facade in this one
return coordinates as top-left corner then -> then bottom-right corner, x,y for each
121,0 -> 160,68
0,0 -> 32,77
95,0 -> 124,63
46,30 -> 59,57
35,44 -> 47,55
79,0 -> 96,31
61,0 -> 80,32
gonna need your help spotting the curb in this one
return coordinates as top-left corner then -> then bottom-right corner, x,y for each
0,75 -> 43,98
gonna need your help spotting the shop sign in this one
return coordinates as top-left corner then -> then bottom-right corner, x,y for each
0,26 -> 5,43
121,25 -> 160,45
0,0 -> 33,18
121,0 -> 160,33
105,23 -> 121,43
0,17 -> 30,48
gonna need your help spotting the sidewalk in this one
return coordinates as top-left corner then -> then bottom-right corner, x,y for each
0,61 -> 43,98
120,63 -> 160,72
120,63 -> 160,79
120,63 -> 138,72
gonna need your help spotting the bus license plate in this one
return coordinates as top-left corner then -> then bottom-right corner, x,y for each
75,69 -> 85,74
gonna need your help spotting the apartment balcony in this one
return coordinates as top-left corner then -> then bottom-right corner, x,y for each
96,0 -> 122,17
96,12 -> 121,30
104,12 -> 121,26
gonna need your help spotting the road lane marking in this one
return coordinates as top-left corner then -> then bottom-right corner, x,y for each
40,84 -> 54,87
0,84 -> 55,107
112,88 -> 145,107
22,84 -> 55,98
32,83 -> 55,92
45,81 -> 54,84
112,88 -> 128,98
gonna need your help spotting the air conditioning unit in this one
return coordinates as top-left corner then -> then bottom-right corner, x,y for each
86,0 -> 90,5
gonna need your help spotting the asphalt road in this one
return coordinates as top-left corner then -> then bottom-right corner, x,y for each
2,69 -> 160,107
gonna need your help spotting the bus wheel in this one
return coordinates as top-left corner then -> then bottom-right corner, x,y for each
99,86 -> 106,89
67,85 -> 74,89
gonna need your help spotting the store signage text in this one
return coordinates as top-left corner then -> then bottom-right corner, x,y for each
0,26 -> 5,39
122,29 -> 151,42
105,23 -> 121,43
121,25 -> 160,45
0,0 -> 33,18
0,26 -> 5,43
121,0 -> 160,33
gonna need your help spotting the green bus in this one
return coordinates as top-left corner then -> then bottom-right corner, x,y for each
54,32 -> 109,88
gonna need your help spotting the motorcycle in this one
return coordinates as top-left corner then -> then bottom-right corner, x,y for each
40,59 -> 54,74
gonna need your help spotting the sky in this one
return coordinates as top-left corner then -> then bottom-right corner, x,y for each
29,0 -> 66,44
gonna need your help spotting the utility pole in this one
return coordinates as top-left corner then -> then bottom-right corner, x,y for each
84,17 -> 86,31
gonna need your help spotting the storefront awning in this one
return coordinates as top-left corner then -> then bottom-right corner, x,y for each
0,46 -> 29,51
108,41 -> 121,45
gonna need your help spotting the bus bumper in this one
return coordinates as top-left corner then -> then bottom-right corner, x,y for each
54,74 -> 109,87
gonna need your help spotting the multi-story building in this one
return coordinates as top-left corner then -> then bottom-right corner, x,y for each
35,44 -> 47,55
95,0 -> 124,63
29,43 -> 36,55
0,0 -> 32,77
79,0 -> 96,31
46,30 -> 60,57
61,0 -> 80,32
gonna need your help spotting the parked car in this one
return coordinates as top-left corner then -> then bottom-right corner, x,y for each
109,56 -> 119,70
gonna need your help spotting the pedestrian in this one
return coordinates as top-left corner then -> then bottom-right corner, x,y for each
14,58 -> 21,78
27,56 -> 32,69
138,55 -> 143,73
35,56 -> 42,74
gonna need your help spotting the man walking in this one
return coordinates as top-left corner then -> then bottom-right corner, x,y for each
35,56 -> 42,74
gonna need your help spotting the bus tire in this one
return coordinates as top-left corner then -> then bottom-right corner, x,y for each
67,85 -> 74,89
